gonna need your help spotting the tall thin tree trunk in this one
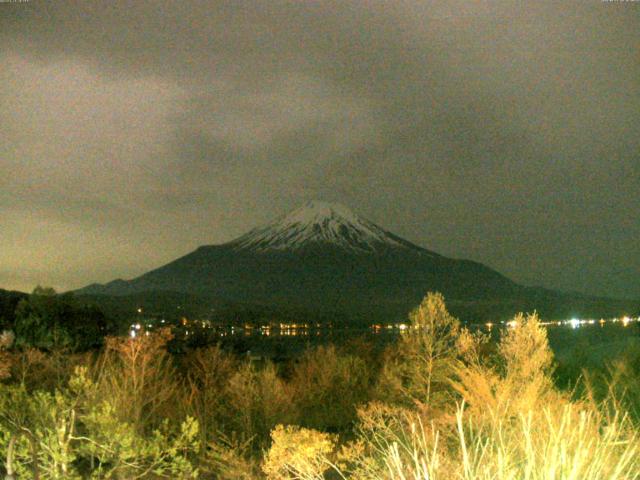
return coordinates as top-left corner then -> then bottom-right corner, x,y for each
5,433 -> 17,480
29,435 -> 39,480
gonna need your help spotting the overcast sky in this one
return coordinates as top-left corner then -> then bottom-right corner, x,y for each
1,1 -> 639,299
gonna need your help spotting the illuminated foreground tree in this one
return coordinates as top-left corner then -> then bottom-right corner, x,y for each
377,292 -> 466,415
0,341 -> 199,479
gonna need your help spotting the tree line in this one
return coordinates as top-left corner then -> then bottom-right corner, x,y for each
0,292 -> 639,478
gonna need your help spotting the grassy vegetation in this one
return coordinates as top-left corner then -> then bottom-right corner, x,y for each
0,292 -> 639,478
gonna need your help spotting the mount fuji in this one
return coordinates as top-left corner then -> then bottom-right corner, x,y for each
77,202 -> 627,322
228,201 -> 436,254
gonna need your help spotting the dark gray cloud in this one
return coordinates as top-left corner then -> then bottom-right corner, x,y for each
1,1 -> 638,298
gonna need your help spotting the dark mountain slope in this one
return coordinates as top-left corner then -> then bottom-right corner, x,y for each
77,201 -> 637,322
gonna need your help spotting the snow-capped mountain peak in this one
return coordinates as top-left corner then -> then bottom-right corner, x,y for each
229,201 -> 423,254
275,201 -> 361,227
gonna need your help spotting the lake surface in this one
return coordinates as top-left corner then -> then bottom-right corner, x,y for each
209,316 -> 640,362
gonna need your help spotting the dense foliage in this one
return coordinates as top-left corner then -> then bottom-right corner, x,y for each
13,287 -> 113,351
1,291 -> 639,478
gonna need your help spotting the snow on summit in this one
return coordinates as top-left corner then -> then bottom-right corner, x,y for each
230,201 -> 421,253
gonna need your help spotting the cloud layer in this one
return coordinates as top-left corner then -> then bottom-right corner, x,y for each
1,1 -> 638,298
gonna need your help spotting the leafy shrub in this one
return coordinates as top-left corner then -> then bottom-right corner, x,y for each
95,328 -> 181,431
182,345 -> 238,456
263,425 -> 337,480
203,431 -> 259,480
223,362 -> 294,451
0,366 -> 199,479
453,312 -> 560,419
289,345 -> 374,432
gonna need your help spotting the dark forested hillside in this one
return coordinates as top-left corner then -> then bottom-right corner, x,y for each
0,289 -> 27,329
